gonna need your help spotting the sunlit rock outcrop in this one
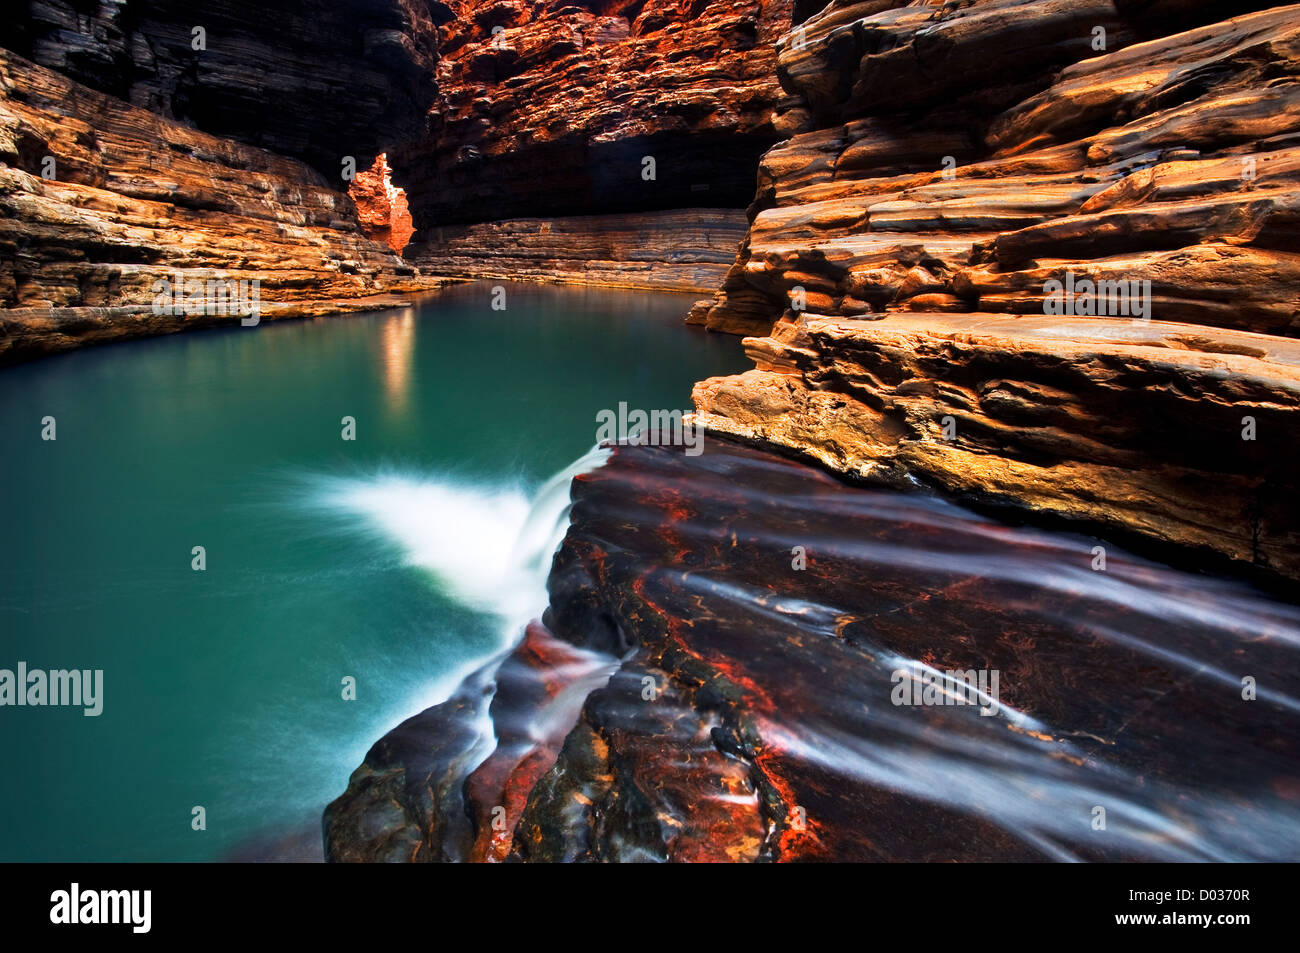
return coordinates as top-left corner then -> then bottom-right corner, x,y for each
692,0 -> 1300,579
350,154 -> 416,253
0,50 -> 440,364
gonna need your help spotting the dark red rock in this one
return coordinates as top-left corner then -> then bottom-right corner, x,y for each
327,438 -> 1300,862
323,621 -> 615,862
390,0 -> 796,229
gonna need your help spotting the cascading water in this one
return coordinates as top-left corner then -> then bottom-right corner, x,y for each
0,281 -> 750,862
309,446 -> 614,756
517,439 -> 1300,862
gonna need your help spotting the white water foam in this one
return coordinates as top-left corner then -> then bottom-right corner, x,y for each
309,446 -> 611,718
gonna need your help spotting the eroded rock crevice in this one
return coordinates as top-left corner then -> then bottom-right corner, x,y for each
349,153 -> 416,253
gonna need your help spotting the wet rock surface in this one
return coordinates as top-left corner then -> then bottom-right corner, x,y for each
326,439 -> 1300,862
694,312 -> 1300,581
324,622 -> 615,862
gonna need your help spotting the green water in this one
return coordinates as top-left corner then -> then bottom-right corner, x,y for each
0,281 -> 746,861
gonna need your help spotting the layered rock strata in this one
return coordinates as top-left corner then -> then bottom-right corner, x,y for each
327,440 -> 1300,862
691,1 -> 1300,579
387,0 -> 796,226
2,0 -> 806,319
695,314 -> 1300,580
0,50 -> 441,365
0,0 -> 439,178
406,209 -> 749,291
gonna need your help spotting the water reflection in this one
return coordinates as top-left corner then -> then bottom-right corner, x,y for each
380,309 -> 416,412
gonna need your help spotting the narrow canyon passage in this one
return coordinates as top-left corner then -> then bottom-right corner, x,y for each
1,0 -> 1298,883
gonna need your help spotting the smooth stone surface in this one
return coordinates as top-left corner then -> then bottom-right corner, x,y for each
326,438 -> 1300,862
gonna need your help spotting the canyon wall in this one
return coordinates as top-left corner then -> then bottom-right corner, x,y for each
691,0 -> 1300,581
0,49 -> 440,364
406,209 -> 748,291
0,0 -> 451,364
389,0 -> 794,225
0,0 -> 439,179
392,0 -> 795,287
1,0 -> 804,347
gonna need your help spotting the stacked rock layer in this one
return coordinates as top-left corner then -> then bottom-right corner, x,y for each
691,0 -> 1300,581
389,0 -> 796,226
0,49 -> 441,364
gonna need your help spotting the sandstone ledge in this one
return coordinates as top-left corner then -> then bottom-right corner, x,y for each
407,209 -> 750,293
0,292 -> 458,365
692,312 -> 1300,580
0,48 -> 444,363
690,1 -> 1300,579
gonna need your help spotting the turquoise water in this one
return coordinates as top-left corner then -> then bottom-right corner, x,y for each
0,282 -> 746,861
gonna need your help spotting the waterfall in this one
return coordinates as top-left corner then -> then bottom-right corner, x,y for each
309,445 -> 611,711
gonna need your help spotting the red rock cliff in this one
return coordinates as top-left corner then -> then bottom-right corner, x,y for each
390,0 -> 796,228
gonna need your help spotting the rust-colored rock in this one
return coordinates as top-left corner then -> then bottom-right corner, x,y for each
325,439 -> 1300,862
702,2 -> 1300,333
693,1 -> 1300,578
0,50 -> 443,364
349,154 -> 416,253
391,0 -> 796,229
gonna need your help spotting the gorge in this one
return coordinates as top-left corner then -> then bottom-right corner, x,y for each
1,0 -> 1298,864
